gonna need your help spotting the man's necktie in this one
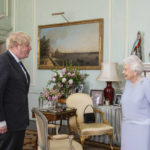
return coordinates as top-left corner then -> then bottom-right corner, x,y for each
18,61 -> 23,68
18,61 -> 28,83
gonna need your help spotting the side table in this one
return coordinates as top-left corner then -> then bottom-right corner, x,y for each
32,107 -> 76,135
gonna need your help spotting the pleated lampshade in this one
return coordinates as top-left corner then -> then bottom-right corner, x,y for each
97,63 -> 122,82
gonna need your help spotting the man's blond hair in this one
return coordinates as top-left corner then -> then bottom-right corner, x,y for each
6,31 -> 31,49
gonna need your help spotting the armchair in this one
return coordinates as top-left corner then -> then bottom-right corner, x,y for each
66,93 -> 114,150
32,108 -> 82,150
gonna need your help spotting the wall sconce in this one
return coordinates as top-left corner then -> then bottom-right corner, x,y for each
96,62 -> 122,104
51,12 -> 69,23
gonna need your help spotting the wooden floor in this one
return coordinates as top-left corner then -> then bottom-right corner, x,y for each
23,130 -> 37,150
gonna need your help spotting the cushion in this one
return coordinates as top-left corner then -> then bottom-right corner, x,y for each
50,139 -> 82,150
79,123 -> 113,136
51,134 -> 69,140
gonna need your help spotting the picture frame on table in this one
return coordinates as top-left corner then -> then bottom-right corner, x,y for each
143,63 -> 150,80
90,89 -> 104,106
143,71 -> 150,80
38,19 -> 103,70
114,94 -> 122,106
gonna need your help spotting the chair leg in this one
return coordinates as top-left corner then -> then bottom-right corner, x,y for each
80,136 -> 86,146
108,133 -> 113,150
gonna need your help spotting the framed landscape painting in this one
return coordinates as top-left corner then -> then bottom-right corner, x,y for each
38,19 -> 103,70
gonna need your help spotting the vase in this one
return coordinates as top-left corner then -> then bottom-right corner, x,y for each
38,97 -> 49,109
38,97 -> 44,109
104,82 -> 114,105
48,100 -> 56,110
42,99 -> 49,109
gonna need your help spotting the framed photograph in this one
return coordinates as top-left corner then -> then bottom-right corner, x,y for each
143,63 -> 150,79
114,94 -> 122,106
38,19 -> 103,70
143,71 -> 150,79
90,90 -> 104,106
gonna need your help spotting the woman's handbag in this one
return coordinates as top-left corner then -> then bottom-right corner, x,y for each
83,105 -> 95,123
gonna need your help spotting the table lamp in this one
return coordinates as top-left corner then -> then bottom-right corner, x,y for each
96,63 -> 121,105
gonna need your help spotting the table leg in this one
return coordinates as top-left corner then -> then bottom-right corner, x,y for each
59,119 -> 62,133
67,118 -> 72,135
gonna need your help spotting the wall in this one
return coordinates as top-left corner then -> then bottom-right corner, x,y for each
0,0 -> 12,41
8,0 -> 150,118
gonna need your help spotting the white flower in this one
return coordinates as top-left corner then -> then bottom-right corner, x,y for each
62,78 -> 66,83
54,73 -> 57,77
52,77 -> 56,82
69,79 -> 73,84
60,73 -> 63,78
67,72 -> 72,77
71,73 -> 75,76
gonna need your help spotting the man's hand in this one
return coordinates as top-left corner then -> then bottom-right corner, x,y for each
0,125 -> 7,134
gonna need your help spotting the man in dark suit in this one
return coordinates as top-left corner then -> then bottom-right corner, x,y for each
0,31 -> 32,150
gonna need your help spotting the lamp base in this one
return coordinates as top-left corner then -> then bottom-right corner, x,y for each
104,82 -> 114,105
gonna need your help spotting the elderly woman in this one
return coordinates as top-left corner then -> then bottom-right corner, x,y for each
121,55 -> 150,150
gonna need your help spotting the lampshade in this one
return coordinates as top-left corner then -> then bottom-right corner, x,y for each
96,62 -> 122,82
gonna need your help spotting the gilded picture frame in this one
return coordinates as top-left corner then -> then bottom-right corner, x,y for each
38,19 -> 103,70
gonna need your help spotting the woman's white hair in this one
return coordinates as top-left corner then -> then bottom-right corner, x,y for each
123,55 -> 144,75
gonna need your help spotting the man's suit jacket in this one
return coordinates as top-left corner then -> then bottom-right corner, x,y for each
0,51 -> 30,131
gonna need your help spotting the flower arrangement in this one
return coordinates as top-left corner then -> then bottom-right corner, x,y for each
39,88 -> 60,109
40,88 -> 60,101
48,65 -> 88,98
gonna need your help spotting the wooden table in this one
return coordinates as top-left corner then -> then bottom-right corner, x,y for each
32,107 -> 76,135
